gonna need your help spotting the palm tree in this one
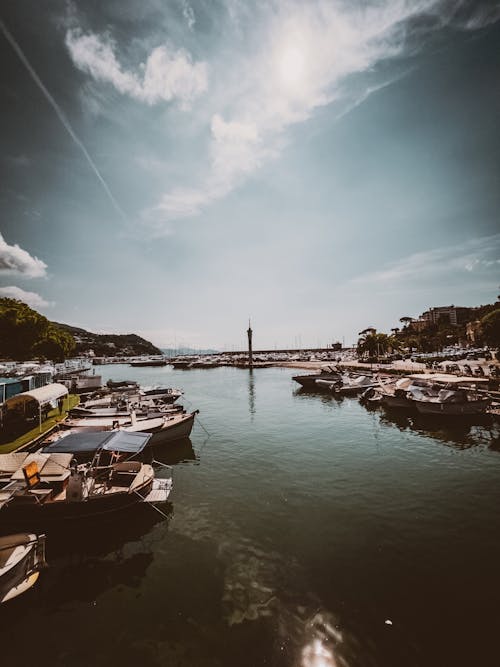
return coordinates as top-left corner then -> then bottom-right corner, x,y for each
358,331 -> 401,358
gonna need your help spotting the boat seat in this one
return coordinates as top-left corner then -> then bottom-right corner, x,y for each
29,489 -> 53,503
112,461 -> 141,473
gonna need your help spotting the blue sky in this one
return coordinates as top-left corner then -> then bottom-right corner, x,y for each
1,0 -> 499,349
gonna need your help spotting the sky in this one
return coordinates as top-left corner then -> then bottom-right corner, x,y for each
0,0 -> 499,350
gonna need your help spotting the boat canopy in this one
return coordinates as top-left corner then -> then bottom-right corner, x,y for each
4,383 -> 68,409
42,429 -> 152,455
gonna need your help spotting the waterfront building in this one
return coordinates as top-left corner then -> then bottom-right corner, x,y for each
420,305 -> 473,326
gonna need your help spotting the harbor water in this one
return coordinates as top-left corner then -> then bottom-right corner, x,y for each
1,365 -> 500,666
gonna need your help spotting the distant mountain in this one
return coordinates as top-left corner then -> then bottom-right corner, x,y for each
161,347 -> 219,357
53,322 -> 162,357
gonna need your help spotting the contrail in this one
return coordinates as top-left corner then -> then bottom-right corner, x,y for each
0,19 -> 127,222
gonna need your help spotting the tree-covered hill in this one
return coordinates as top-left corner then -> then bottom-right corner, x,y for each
0,298 -> 162,361
0,298 -> 75,362
53,322 -> 162,357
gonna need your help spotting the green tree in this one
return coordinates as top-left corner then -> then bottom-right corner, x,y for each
357,332 -> 399,358
0,298 -> 75,361
481,309 -> 500,348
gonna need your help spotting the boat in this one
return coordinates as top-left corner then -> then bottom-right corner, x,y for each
68,402 -> 184,419
140,386 -> 182,403
61,410 -> 197,446
129,359 -> 167,367
411,388 -> 491,415
0,533 -> 46,603
0,432 -> 170,525
292,366 -> 342,389
82,386 -> 182,409
106,379 -> 140,391
317,374 -> 377,396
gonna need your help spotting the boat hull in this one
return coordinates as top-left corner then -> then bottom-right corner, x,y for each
148,413 -> 195,446
294,374 -> 339,389
382,395 -> 414,409
413,399 -> 490,415
130,361 -> 167,367
0,533 -> 46,603
0,479 -> 153,527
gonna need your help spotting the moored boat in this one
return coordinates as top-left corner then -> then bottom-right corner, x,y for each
293,366 -> 342,389
0,433 -> 170,526
129,359 -> 167,367
62,410 -> 197,446
412,388 -> 491,415
0,533 -> 46,603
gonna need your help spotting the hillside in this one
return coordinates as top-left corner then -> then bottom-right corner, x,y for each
54,322 -> 162,357
0,298 -> 75,362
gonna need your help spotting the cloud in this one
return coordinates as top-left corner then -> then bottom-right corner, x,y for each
145,0 -> 499,225
351,234 -> 500,285
65,29 -> 207,108
181,0 -> 196,30
0,286 -> 53,308
0,233 -> 47,278
148,113 -> 266,221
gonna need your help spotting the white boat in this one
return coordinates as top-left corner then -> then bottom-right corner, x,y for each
412,388 -> 491,415
317,374 -> 377,395
63,410 -> 197,446
0,533 -> 46,603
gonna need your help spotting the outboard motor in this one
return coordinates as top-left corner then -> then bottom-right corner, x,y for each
67,466 -> 86,502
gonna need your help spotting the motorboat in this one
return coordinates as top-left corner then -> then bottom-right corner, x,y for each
82,386 -> 182,409
62,410 -> 197,446
140,386 -> 182,403
0,432 -> 171,525
317,374 -> 377,396
411,388 -> 491,415
68,402 -> 184,419
0,533 -> 46,603
292,366 -> 342,389
129,359 -> 168,367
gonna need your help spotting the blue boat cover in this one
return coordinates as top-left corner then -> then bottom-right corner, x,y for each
42,430 -> 152,454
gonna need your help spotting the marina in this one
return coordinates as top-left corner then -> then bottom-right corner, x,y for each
1,2 -> 499,664
1,363 -> 500,666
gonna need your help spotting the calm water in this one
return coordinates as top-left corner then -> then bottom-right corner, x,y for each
2,365 -> 500,667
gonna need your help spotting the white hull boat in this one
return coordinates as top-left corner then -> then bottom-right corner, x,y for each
0,533 -> 46,603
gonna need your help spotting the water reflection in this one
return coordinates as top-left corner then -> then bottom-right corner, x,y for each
248,369 -> 256,417
293,387 -> 343,408
301,613 -> 345,667
5,504 -> 172,612
378,408 -> 500,450
151,436 -> 197,466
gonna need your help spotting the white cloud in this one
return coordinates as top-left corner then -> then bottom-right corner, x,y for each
351,234 -> 500,285
181,0 -> 196,30
0,286 -> 53,308
149,113 -> 266,221
147,0 -> 446,222
65,29 -> 207,108
0,233 -> 47,278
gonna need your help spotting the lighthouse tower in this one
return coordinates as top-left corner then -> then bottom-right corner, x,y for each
247,319 -> 253,368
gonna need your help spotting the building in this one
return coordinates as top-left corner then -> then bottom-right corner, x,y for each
407,319 -> 429,332
420,305 -> 473,326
